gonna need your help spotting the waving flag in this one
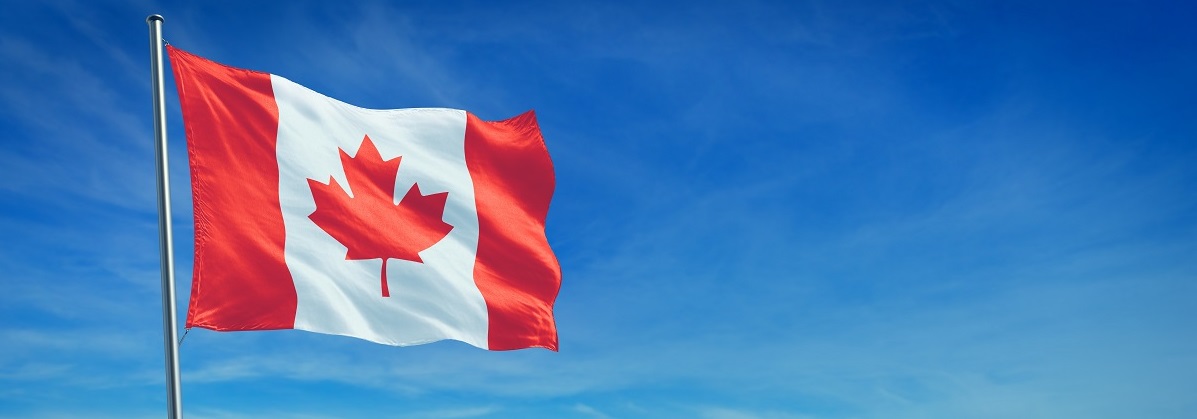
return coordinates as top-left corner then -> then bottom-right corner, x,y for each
167,46 -> 560,351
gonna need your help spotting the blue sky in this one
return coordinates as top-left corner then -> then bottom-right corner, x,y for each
2,0 -> 1195,417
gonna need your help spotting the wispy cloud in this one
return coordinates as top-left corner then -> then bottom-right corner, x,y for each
0,37 -> 162,213
572,403 -> 613,419
694,406 -> 818,419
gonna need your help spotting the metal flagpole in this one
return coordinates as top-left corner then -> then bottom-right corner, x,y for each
146,14 -> 184,419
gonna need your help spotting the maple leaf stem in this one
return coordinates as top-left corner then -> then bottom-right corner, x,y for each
381,258 -> 390,298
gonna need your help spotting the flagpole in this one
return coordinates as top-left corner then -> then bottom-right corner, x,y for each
147,14 -> 184,419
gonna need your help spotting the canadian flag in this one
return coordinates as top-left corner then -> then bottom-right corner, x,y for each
167,46 -> 560,351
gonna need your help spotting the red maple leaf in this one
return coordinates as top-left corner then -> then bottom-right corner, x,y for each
307,135 -> 454,297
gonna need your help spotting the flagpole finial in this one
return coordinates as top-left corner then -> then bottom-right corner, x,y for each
147,14 -> 164,24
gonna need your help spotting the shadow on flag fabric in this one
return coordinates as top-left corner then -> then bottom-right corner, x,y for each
167,46 -> 561,351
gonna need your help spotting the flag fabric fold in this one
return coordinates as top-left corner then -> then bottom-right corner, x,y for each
167,46 -> 560,351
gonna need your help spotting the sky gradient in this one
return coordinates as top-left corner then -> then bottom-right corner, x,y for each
1,0 -> 1195,418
